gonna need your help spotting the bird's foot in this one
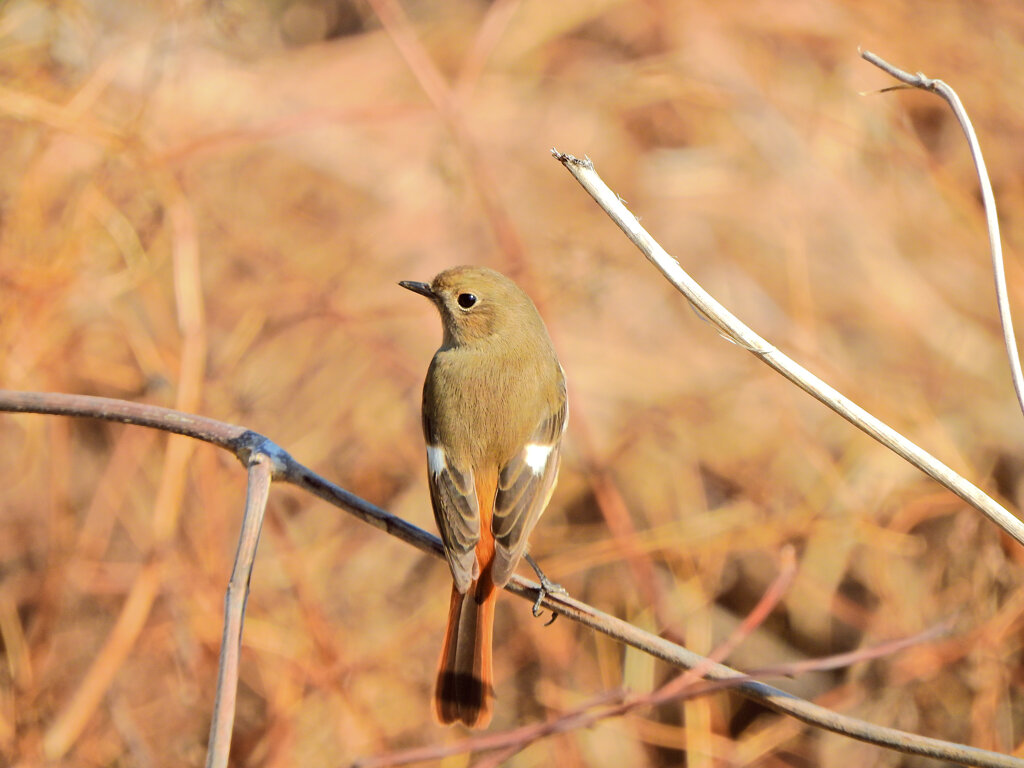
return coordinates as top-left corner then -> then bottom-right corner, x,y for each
523,554 -> 568,625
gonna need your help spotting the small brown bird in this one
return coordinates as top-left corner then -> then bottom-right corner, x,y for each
401,266 -> 567,728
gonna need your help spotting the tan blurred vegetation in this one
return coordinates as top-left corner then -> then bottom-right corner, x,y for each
2,0 -> 1024,765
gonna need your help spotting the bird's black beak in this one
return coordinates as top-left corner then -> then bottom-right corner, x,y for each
399,280 -> 434,299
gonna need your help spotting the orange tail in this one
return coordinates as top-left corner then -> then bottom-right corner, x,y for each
433,572 -> 497,728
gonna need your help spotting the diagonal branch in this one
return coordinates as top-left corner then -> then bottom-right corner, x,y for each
1,390 -> 1021,767
551,149 -> 1024,548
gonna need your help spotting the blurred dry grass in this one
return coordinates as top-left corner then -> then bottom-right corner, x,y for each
1,0 -> 1024,765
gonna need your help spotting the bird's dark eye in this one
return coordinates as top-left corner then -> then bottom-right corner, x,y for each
457,293 -> 477,309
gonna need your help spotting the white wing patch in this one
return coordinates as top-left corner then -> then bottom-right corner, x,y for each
523,443 -> 553,475
426,444 -> 446,477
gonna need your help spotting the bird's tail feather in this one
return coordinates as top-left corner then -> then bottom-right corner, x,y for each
433,575 -> 496,728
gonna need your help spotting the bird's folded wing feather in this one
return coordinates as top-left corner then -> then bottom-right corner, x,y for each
425,442 -> 480,594
491,395 -> 568,586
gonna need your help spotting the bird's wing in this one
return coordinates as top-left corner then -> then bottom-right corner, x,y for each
423,413 -> 480,594
491,391 -> 568,587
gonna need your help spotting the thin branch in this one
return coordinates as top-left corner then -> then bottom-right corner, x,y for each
205,453 -> 274,768
750,618 -> 954,679
1,390 -> 1020,767
860,50 -> 1024,420
0,390 -> 249,449
354,620 -> 958,768
351,691 -> 628,768
550,149 -> 1024,548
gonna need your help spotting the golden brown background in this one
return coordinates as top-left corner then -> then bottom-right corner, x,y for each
2,0 -> 1024,765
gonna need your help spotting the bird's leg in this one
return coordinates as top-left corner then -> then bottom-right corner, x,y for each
523,553 -> 567,625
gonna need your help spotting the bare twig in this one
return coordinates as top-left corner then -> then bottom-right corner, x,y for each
860,50 -> 1024,420
354,619 -> 958,768
351,691 -> 627,768
0,390 -> 249,448
750,618 -> 954,679
205,454 -> 274,768
2,390 -> 1020,768
551,149 -> 1024,548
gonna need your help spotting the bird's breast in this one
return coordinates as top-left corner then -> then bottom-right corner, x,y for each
425,344 -> 558,467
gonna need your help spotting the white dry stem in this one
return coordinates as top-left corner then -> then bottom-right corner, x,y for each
551,148 -> 1024,546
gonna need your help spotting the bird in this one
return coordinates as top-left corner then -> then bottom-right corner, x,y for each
400,265 -> 567,728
